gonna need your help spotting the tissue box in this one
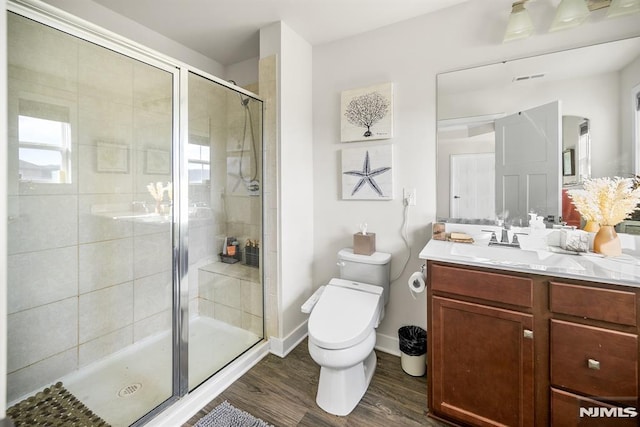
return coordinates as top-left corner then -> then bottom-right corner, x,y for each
560,229 -> 589,252
354,232 -> 376,255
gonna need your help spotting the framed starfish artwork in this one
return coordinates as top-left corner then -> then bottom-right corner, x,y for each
341,145 -> 393,200
340,82 -> 393,142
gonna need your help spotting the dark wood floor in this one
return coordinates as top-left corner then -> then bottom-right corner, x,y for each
183,338 -> 448,427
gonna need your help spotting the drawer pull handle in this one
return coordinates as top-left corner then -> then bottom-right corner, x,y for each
523,329 -> 533,339
587,359 -> 600,370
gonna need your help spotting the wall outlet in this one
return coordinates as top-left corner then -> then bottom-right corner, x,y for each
404,188 -> 416,206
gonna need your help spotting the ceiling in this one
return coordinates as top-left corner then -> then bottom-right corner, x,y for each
92,0 -> 468,66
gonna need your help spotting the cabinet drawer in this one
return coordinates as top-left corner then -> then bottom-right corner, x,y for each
551,320 -> 638,400
551,388 -> 638,427
430,264 -> 532,308
550,282 -> 637,326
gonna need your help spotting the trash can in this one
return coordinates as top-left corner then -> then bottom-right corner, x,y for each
398,325 -> 427,376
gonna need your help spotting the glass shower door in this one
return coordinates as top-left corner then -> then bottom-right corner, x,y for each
7,12 -> 175,426
187,72 -> 264,390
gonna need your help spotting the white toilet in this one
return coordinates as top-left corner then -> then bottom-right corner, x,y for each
303,248 -> 391,416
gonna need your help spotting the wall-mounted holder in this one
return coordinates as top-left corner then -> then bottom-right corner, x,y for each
245,245 -> 259,268
220,237 -> 242,264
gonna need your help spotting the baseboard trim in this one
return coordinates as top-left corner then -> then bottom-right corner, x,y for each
145,341 -> 270,427
269,320 -> 308,358
375,332 -> 400,356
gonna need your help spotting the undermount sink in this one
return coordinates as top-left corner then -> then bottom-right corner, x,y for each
449,242 -> 586,272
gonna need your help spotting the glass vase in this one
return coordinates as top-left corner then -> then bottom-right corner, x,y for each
593,225 -> 621,257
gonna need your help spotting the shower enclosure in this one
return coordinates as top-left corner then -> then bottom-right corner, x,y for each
6,6 -> 264,426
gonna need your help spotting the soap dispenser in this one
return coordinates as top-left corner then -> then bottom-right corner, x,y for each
528,213 -> 545,231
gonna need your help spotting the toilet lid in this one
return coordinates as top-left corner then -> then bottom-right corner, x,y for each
308,282 -> 382,350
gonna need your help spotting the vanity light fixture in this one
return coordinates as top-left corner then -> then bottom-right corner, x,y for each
504,0 -> 638,42
549,0 -> 591,32
503,0 -> 535,42
607,0 -> 640,17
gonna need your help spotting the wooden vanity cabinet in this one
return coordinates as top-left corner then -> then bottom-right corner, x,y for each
428,263 -> 542,426
427,261 -> 640,427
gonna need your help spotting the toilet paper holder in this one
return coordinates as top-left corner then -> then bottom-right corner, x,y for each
408,266 -> 426,296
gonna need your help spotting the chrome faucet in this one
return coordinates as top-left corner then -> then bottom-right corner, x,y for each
483,224 -> 526,249
500,228 -> 509,244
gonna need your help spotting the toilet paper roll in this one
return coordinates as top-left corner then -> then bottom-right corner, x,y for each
408,271 -> 425,294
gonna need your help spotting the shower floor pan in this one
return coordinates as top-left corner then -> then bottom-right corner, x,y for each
62,316 -> 261,427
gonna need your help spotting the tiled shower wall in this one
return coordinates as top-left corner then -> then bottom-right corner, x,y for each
259,56 -> 279,339
188,74 -> 264,336
6,14 -> 174,402
223,81 -> 262,252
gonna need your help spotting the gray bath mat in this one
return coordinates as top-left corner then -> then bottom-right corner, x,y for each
195,401 -> 273,427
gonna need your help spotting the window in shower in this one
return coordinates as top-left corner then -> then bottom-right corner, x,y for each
187,138 -> 210,184
18,100 -> 72,184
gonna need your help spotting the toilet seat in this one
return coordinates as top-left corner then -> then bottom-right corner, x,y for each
308,278 -> 382,350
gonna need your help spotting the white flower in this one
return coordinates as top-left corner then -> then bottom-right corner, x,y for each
147,181 -> 173,203
568,177 -> 640,226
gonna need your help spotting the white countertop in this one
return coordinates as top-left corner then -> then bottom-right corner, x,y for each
419,224 -> 640,288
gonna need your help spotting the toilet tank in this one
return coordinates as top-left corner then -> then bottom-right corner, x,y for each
337,248 -> 391,305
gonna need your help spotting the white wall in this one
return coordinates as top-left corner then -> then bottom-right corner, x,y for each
312,0 -> 640,347
39,0 -> 224,77
260,22 -> 314,341
1,0 -> 7,418
225,57 -> 259,87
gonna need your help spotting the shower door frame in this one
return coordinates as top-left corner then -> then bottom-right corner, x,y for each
6,1 -> 266,425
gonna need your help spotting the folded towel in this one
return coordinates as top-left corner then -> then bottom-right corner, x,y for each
448,232 -> 474,243
560,229 -> 589,252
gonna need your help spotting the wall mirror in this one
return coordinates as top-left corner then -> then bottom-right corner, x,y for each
436,37 -> 640,226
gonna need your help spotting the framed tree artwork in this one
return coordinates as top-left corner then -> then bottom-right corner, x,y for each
341,144 -> 393,200
341,83 -> 393,142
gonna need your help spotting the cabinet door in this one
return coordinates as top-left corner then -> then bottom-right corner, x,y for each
431,296 -> 535,427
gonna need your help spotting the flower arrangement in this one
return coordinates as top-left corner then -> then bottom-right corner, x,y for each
147,182 -> 172,213
147,181 -> 170,203
568,177 -> 640,226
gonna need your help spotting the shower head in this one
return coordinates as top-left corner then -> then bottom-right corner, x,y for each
228,79 -> 250,107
